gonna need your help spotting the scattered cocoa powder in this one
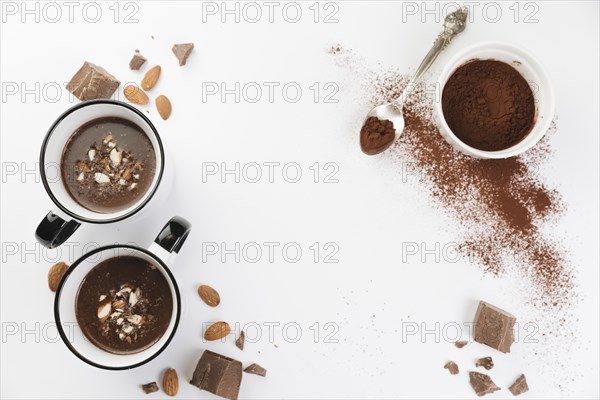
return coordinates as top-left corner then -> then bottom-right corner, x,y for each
330,48 -> 574,310
372,71 -> 571,309
331,42 -> 578,395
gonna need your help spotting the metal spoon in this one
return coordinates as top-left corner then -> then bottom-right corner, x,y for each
360,7 -> 468,155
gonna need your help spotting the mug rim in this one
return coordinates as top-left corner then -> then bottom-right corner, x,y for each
39,99 -> 166,224
53,244 -> 181,370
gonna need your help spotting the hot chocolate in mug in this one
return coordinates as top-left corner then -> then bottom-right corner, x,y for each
35,99 -> 172,248
54,216 -> 191,370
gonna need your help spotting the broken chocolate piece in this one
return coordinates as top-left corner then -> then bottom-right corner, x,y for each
473,300 -> 516,353
469,371 -> 501,397
509,374 -> 529,396
172,43 -> 194,66
443,361 -> 459,375
66,61 -> 120,101
235,330 -> 245,351
129,52 -> 147,70
141,382 -> 159,394
455,340 -> 468,349
475,357 -> 494,370
190,350 -> 242,400
243,363 -> 266,377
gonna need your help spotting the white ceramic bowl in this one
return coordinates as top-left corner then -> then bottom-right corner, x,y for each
433,41 -> 555,159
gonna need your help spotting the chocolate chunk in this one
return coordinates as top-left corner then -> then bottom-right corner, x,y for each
129,52 -> 147,70
190,350 -> 242,400
509,374 -> 529,396
243,363 -> 266,377
141,382 -> 159,394
66,61 -> 120,101
235,330 -> 245,351
172,43 -> 194,66
475,357 -> 494,370
455,340 -> 468,349
473,301 -> 516,353
469,371 -> 501,397
443,361 -> 459,375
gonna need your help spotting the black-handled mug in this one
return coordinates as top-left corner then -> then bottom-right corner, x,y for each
54,216 -> 191,370
36,99 -> 168,248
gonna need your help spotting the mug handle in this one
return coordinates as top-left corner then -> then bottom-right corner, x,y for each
149,216 -> 192,265
35,210 -> 81,249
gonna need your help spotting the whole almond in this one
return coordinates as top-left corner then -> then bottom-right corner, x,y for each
198,285 -> 220,307
124,85 -> 149,105
142,65 -> 161,90
162,368 -> 179,397
48,262 -> 69,292
155,95 -> 172,120
204,321 -> 231,341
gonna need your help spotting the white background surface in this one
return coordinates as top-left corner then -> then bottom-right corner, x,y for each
1,1 -> 599,399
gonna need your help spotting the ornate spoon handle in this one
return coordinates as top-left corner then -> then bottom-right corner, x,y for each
394,7 -> 468,109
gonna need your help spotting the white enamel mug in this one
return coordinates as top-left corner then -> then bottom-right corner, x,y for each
433,41 -> 555,159
35,100 -> 172,248
54,216 -> 191,370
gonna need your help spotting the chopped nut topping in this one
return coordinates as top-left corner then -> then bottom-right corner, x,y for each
94,172 -> 111,184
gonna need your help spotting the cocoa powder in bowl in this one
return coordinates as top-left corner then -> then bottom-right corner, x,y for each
441,59 -> 536,152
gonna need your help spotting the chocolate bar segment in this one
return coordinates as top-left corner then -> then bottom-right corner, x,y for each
469,371 -> 501,397
509,374 -> 529,396
235,330 -> 245,351
443,361 -> 459,375
66,61 -> 120,101
172,43 -> 194,66
141,382 -> 158,394
129,52 -> 147,70
475,357 -> 494,370
190,350 -> 242,400
244,363 -> 266,377
473,300 -> 516,353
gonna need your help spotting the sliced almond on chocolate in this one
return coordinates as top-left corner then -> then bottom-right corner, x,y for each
97,302 -> 111,321
129,290 -> 139,306
110,149 -> 122,167
112,299 -> 126,310
127,315 -> 143,325
94,172 -> 110,184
